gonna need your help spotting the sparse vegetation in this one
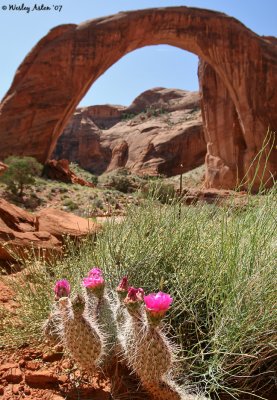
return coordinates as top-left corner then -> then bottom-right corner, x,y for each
1,183 -> 276,399
140,180 -> 176,203
0,156 -> 43,197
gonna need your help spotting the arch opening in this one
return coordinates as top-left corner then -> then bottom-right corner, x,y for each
53,45 -> 205,177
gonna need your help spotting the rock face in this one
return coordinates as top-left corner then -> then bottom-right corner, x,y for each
52,88 -> 206,176
0,199 -> 100,262
0,7 -> 276,190
43,159 -> 95,186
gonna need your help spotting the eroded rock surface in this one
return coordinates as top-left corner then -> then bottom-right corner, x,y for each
0,199 -> 100,262
52,88 -> 205,176
43,159 -> 95,187
0,7 -> 276,190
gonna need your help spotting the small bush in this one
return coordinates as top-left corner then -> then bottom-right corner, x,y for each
141,181 -> 176,204
90,174 -> 98,186
99,170 -> 137,193
62,199 -> 78,211
0,156 -> 43,196
58,186 -> 68,193
92,198 -> 104,210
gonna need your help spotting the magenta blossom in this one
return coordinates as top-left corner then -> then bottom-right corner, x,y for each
82,275 -> 104,289
54,279 -> 70,299
88,267 -> 103,277
144,292 -> 173,315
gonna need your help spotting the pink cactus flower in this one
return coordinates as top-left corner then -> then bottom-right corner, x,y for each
88,267 -> 103,277
54,279 -> 70,299
144,292 -> 173,315
82,275 -> 104,289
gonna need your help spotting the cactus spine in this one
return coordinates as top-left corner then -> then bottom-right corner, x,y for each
58,295 -> 103,376
44,274 -> 205,399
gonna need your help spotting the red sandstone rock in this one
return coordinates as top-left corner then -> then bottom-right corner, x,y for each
44,159 -> 95,187
0,7 -> 276,190
37,208 -> 100,240
0,199 -> 100,262
2,367 -> 22,383
53,88 -> 205,176
0,216 -> 61,262
25,370 -> 58,385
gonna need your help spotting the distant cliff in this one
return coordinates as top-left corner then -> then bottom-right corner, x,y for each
52,88 -> 206,176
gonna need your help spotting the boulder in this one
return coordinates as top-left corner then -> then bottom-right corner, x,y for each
0,199 -> 100,262
36,208 -> 100,240
43,159 -> 95,187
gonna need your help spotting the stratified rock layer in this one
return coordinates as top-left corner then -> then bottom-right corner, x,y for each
52,88 -> 205,176
0,7 -> 276,190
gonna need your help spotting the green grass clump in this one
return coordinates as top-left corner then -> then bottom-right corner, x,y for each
1,185 -> 276,399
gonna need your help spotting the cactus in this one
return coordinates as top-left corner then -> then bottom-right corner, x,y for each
123,289 -> 189,399
43,273 -> 205,399
58,294 -> 103,376
82,269 -> 117,362
42,302 -> 62,345
43,279 -> 71,345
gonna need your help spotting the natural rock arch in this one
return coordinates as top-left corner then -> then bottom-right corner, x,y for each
0,7 -> 276,190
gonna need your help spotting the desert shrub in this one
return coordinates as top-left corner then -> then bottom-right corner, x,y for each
69,162 -> 98,185
109,175 -> 135,193
58,186 -> 68,193
141,180 -> 176,204
99,170 -> 137,193
0,156 -> 43,196
1,184 -> 276,398
90,174 -> 98,186
92,197 -> 104,210
121,112 -> 136,121
62,198 -> 78,211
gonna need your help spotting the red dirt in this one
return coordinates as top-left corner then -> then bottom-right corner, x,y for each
0,344 -> 111,400
0,279 -> 110,400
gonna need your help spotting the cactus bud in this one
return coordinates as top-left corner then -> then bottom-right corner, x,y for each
54,279 -> 70,300
116,276 -> 129,301
124,287 -> 144,313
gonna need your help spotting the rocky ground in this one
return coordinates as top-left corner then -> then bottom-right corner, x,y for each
0,278 -> 111,400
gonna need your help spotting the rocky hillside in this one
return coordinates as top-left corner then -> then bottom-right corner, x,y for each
52,88 -> 206,176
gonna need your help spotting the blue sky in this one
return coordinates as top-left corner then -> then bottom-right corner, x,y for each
0,1 -> 276,106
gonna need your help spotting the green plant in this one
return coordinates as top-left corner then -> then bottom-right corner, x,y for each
44,274 -> 195,399
1,184 -> 276,398
0,156 -> 43,196
92,197 -> 104,210
121,112 -> 136,121
100,170 -> 137,193
141,180 -> 176,204
62,198 -> 78,211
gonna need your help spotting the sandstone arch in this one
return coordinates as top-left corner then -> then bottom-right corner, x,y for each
0,7 -> 276,190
